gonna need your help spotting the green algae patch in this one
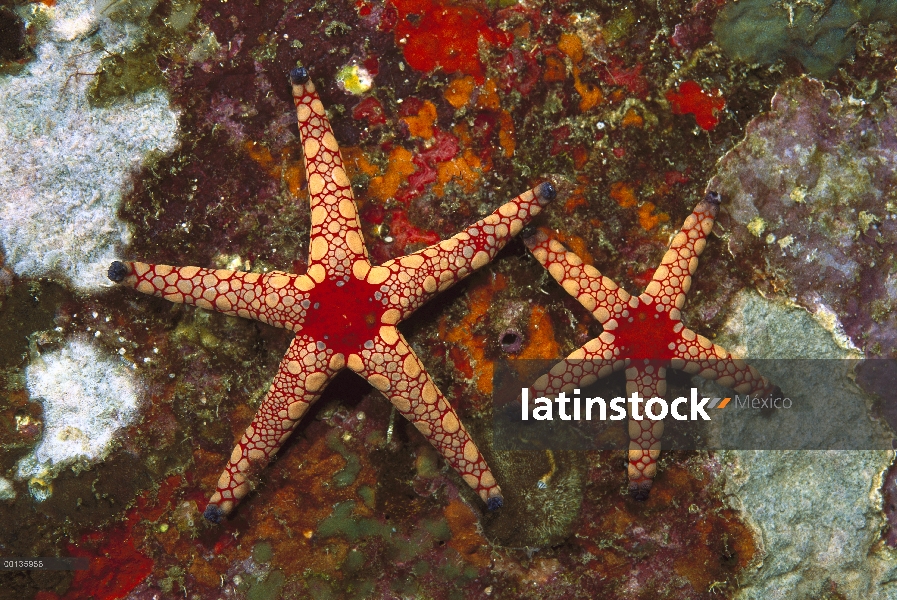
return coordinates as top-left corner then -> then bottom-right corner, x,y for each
603,7 -> 637,44
316,500 -> 391,541
356,484 -> 376,509
325,430 -> 361,488
87,0 -> 201,107
246,569 -> 285,600
714,0 -> 897,78
421,516 -> 452,542
341,548 -> 365,572
485,0 -> 520,9
90,43 -> 166,108
252,540 -> 273,564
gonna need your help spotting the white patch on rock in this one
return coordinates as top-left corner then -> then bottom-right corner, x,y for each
710,291 -> 897,599
17,338 -> 140,489
0,0 -> 180,292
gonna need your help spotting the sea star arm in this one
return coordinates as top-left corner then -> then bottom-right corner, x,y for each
106,261 -> 313,331
291,68 -> 368,281
621,327 -> 778,502
671,326 -> 779,396
640,191 -> 720,313
374,182 -> 557,322
203,334 -> 341,522
354,328 -> 503,508
530,332 -> 622,395
624,361 -> 667,500
524,230 -> 631,324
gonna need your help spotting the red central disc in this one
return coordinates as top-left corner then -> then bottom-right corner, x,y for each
302,275 -> 386,354
611,301 -> 679,361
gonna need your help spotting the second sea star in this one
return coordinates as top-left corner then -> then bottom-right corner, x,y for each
108,67 -> 556,521
525,191 -> 779,499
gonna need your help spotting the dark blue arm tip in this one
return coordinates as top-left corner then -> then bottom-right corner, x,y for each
705,190 -> 722,206
107,261 -> 128,283
540,181 -> 557,202
203,504 -> 224,524
486,496 -> 503,511
290,67 -> 310,84
628,481 -> 651,502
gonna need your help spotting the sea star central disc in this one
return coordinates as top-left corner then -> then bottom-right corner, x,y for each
300,276 -> 383,353
604,300 -> 682,361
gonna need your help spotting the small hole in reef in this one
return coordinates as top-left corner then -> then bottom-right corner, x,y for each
500,329 -> 523,354
720,552 -> 737,567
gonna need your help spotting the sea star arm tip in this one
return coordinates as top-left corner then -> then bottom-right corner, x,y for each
625,362 -> 666,497
521,227 -> 548,249
672,329 -> 779,397
290,66 -> 310,84
537,180 -> 557,205
703,189 -> 722,207
108,261 -> 307,330
642,194 -> 720,312
202,503 -> 224,524
107,260 -> 129,283
293,70 -> 368,279
629,480 -> 652,501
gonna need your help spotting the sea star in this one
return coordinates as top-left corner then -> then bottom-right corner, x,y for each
108,67 -> 556,521
525,191 -> 779,499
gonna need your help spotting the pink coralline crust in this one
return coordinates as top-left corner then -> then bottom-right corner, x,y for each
397,130 -> 461,204
352,96 -> 387,127
206,93 -> 252,143
495,46 -> 543,97
386,210 -> 442,254
602,60 -> 650,98
670,0 -> 725,55
710,76 -> 897,358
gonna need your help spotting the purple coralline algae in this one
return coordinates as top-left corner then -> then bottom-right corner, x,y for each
710,76 -> 897,358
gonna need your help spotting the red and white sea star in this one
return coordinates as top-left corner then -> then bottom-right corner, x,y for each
108,67 -> 556,521
525,191 -> 779,499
